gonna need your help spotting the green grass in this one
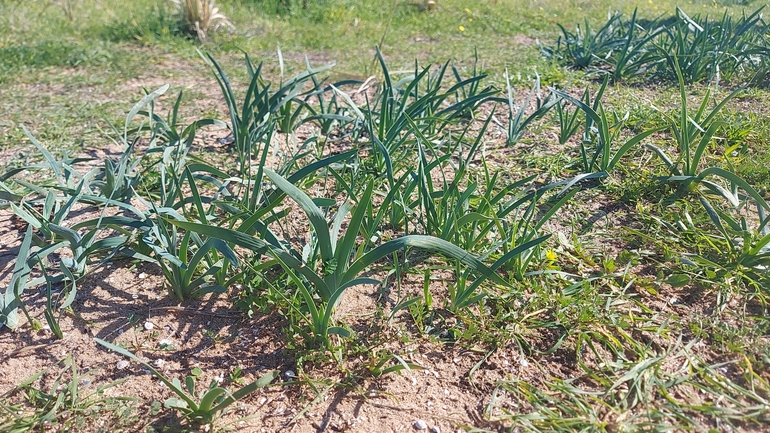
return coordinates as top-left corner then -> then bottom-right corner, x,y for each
2,0 -> 770,432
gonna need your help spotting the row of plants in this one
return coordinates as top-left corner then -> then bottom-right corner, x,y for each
542,5 -> 770,84
2,47 -> 769,425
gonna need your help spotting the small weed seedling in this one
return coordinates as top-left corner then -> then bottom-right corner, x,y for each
95,338 -> 278,426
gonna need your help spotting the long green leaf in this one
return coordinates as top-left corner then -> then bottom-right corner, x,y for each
264,169 -> 333,263
126,85 -> 169,139
167,219 -> 331,298
211,370 -> 278,413
94,338 -> 197,409
699,167 -> 770,211
606,127 -> 665,172
336,181 -> 374,276
344,235 -> 508,288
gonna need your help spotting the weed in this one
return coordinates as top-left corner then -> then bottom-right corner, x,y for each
95,338 -> 278,426
0,356 -> 136,432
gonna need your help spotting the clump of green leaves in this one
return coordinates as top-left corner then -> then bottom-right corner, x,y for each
543,6 -> 769,84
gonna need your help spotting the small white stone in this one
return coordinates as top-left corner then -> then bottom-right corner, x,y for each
430,427 -> 441,433
519,358 -> 529,368
159,338 -> 172,347
413,420 -> 428,430
153,359 -> 165,368
144,322 -> 154,331
116,360 -> 130,370
258,397 -> 267,405
138,272 -> 147,279
284,370 -> 296,379
131,294 -> 139,299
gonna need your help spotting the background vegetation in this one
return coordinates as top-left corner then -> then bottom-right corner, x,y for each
1,0 -> 770,431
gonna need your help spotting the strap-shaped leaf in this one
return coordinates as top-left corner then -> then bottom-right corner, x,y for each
606,127 -> 665,172
335,182 -> 374,279
689,121 -> 726,177
264,168 -> 333,263
126,85 -> 169,139
211,370 -> 278,413
699,167 -> 770,211
198,388 -> 227,413
344,235 -> 508,288
94,338 -> 197,409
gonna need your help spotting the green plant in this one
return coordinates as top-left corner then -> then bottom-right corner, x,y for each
93,168 -> 238,301
143,208 -> 238,300
169,168 -> 511,349
498,70 -> 559,146
3,127 -> 100,246
1,226 -> 34,329
204,52 -> 333,207
542,12 -> 627,70
645,55 -> 765,211
542,7 -> 769,84
677,202 -> 770,292
607,9 -> 666,82
95,338 -> 277,425
339,48 -> 496,181
554,96 -> 582,145
300,58 -> 360,136
168,0 -> 233,41
0,356 -> 135,432
10,186 -> 86,247
0,86 -> 181,330
552,78 -> 662,176
2,187 -> 136,332
450,50 -> 493,119
90,147 -> 141,203
652,7 -> 768,84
